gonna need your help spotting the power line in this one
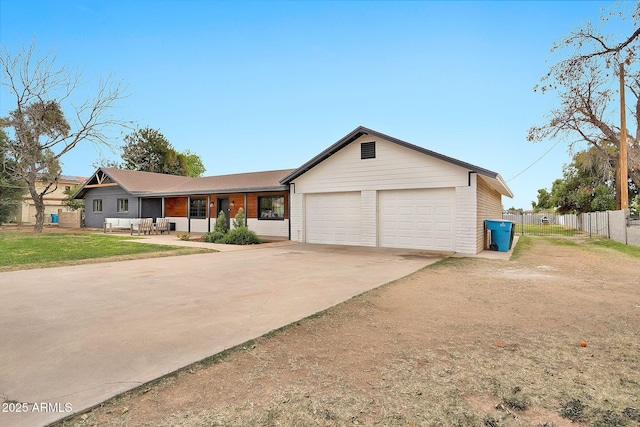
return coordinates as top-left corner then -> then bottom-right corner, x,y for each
506,139 -> 565,182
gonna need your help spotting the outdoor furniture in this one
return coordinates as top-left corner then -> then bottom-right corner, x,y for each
155,218 -> 170,234
130,218 -> 154,235
104,218 -> 141,233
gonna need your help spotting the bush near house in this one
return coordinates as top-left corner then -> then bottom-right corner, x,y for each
221,226 -> 261,245
203,209 -> 261,245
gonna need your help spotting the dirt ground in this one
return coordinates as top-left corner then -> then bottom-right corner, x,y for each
57,237 -> 640,427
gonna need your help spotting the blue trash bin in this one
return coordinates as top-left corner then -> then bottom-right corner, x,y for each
51,213 -> 58,224
484,219 -> 514,252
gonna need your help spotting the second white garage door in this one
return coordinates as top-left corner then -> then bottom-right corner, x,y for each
305,192 -> 361,245
379,188 -> 455,251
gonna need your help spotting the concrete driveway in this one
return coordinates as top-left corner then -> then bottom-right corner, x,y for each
0,243 -> 446,427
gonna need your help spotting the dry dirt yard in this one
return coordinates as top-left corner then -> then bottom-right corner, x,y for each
58,237 -> 640,427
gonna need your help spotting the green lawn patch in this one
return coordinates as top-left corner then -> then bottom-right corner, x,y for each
515,223 -> 584,236
585,237 -> 640,257
510,235 -> 532,259
536,235 -> 640,257
0,232 -> 213,270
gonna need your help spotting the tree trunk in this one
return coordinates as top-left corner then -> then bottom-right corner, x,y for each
28,182 -> 45,233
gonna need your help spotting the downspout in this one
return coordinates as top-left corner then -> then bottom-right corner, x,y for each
138,197 -> 142,218
288,183 -> 294,241
244,193 -> 248,226
187,196 -> 191,233
161,197 -> 165,218
207,195 -> 211,233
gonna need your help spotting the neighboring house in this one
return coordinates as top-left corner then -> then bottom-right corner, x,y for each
17,175 -> 87,224
281,126 -> 513,254
73,168 -> 294,239
73,126 -> 513,253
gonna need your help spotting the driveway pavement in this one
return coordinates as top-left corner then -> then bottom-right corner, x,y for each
0,243 -> 446,427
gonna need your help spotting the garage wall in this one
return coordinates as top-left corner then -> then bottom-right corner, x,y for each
289,191 -> 304,242
455,175 -> 477,254
293,135 -> 468,194
288,136 -> 502,254
476,176 -> 504,253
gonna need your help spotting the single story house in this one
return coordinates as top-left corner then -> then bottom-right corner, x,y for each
74,168 -> 294,238
74,126 -> 513,253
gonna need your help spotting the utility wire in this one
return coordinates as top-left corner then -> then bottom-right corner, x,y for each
506,139 -> 565,182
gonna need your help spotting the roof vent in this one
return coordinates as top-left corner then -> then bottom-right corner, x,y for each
361,141 -> 376,159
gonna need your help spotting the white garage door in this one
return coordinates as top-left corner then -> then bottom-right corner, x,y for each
305,192 -> 361,245
379,188 -> 455,251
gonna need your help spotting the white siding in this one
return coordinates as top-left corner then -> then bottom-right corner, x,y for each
247,218 -> 289,237
454,174 -> 477,254
290,191 -> 304,243
292,135 -> 468,194
190,218 -> 209,233
167,217 -> 188,232
287,134 -> 494,254
476,175 -> 504,253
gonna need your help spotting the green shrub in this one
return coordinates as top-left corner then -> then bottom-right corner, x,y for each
232,207 -> 246,229
214,210 -> 228,235
221,226 -> 261,245
177,232 -> 190,241
203,231 -> 225,243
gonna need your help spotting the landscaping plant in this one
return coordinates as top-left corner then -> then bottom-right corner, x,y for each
232,207 -> 246,229
221,227 -> 261,245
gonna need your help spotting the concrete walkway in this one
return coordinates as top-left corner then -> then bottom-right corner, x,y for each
0,243 -> 445,427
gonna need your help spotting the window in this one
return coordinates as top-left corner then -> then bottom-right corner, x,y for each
93,199 -> 103,213
259,196 -> 285,220
190,198 -> 207,218
361,141 -> 376,159
117,198 -> 129,213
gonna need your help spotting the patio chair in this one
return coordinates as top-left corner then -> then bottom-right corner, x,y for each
155,218 -> 170,235
130,218 -> 154,235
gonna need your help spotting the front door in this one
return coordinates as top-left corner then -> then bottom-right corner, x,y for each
217,198 -> 231,230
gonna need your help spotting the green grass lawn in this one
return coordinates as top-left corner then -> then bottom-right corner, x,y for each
0,231 -> 212,270
514,223 -> 584,236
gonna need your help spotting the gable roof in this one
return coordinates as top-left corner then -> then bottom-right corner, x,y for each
280,126 -> 513,198
74,167 -> 294,199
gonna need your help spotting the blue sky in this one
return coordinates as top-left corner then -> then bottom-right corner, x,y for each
0,0 -> 624,209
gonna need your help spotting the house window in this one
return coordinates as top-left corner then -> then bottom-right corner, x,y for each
190,198 -> 207,218
361,141 -> 376,159
117,198 -> 129,213
258,196 -> 285,220
93,199 -> 103,213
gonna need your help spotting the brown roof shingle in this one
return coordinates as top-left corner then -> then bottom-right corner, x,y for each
92,168 -> 294,196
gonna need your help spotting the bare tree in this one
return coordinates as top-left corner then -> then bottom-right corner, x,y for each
528,2 -> 640,206
0,41 -> 128,232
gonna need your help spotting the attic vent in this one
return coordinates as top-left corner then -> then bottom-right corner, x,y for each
361,141 -> 376,159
